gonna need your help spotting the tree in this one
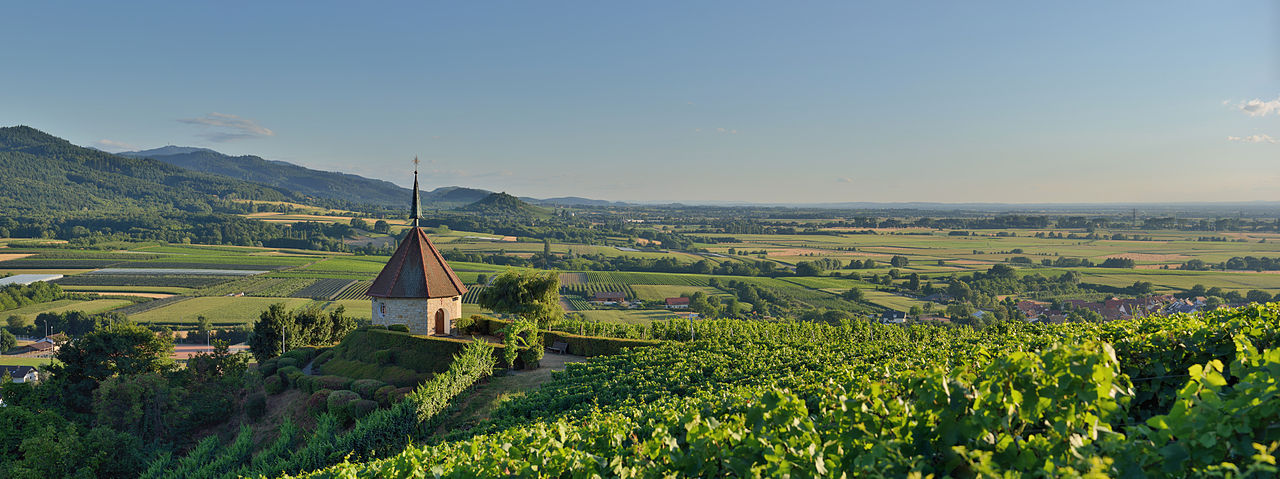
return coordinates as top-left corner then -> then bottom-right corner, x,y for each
842,288 -> 864,302
373,220 -> 390,234
794,261 -> 823,276
0,328 -> 15,353
890,255 -> 909,267
477,270 -> 562,327
195,315 -> 212,345
906,273 -> 921,291
350,217 -> 370,231
1245,289 -> 1272,304
52,321 -> 175,413
249,303 -> 294,363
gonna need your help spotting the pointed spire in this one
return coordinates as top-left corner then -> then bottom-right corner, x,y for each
410,157 -> 421,228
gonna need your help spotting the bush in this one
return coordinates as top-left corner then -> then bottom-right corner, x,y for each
328,390 -> 361,419
295,375 -> 319,393
374,385 -> 397,407
388,324 -> 410,332
351,379 -> 387,399
276,357 -> 300,369
315,350 -> 335,366
307,389 -> 332,415
245,393 -> 267,421
264,375 -> 285,395
541,331 -> 660,357
372,349 -> 394,365
318,375 -> 352,391
258,358 -> 280,377
391,387 -> 413,403
349,399 -> 378,419
277,366 -> 303,386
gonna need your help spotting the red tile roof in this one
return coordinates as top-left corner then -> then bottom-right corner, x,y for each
665,297 -> 690,306
367,227 -> 467,299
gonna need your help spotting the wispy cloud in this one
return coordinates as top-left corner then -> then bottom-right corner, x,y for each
1234,98 -> 1280,117
94,139 -> 138,152
1227,134 -> 1277,143
836,177 -> 853,184
178,112 -> 275,142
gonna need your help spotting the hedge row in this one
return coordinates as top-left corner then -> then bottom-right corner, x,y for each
467,315 -> 661,357
242,340 -> 498,477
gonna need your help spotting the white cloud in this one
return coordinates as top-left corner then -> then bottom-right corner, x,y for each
178,112 -> 275,142
1227,134 -> 1277,143
1235,98 -> 1280,117
94,139 -> 138,152
836,177 -> 853,184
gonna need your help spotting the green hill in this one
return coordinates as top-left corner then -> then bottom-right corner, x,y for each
0,126 -> 296,214
120,147 -> 413,208
461,192 -> 550,216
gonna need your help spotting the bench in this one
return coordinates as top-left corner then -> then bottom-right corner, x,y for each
547,341 -> 569,354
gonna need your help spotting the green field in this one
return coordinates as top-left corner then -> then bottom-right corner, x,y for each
3,298 -> 134,325
860,290 -> 933,312
59,284 -> 192,294
575,309 -> 682,325
129,296 -> 313,326
0,357 -> 61,367
628,284 -> 718,302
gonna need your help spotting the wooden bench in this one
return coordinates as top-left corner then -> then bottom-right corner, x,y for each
547,341 -> 569,354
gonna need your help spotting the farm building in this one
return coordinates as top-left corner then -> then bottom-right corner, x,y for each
366,168 -> 467,336
664,297 -> 690,309
592,291 -> 626,304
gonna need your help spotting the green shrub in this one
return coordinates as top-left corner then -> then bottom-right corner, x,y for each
327,390 -> 360,419
349,399 -> 378,419
264,375 -> 284,395
295,375 -> 319,394
351,379 -> 387,399
277,357 -> 300,369
259,358 -> 280,377
317,375 -> 352,391
315,350 -> 335,366
307,390 -> 332,415
541,331 -> 660,357
372,349 -> 394,365
374,385 -> 397,406
245,393 -> 267,421
391,387 -> 413,403
277,366 -> 303,386
388,324 -> 410,332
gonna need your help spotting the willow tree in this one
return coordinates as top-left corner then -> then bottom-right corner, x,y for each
477,270 -> 562,327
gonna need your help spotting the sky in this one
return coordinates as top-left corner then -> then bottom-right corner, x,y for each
1,1 -> 1278,204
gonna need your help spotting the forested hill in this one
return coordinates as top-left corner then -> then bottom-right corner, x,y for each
120,147 -> 412,207
463,192 -> 550,216
0,126 -> 296,214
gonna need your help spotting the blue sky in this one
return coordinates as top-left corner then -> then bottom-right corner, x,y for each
2,1 -> 1277,203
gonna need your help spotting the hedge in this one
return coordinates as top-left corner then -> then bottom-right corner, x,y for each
317,329 -> 507,385
327,390 -> 361,419
541,331 -> 661,357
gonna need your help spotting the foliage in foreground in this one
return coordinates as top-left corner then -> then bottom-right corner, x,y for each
297,303 -> 1280,478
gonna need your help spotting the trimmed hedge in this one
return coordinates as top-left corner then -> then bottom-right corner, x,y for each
307,390 -> 332,415
318,329 -> 507,385
327,390 -> 360,419
350,399 -> 378,419
352,379 -> 387,399
470,315 -> 661,357
542,331 -> 661,357
264,375 -> 285,395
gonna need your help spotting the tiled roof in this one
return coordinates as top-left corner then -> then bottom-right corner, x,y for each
367,228 -> 467,299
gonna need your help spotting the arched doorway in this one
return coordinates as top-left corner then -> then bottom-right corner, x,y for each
434,309 -> 446,335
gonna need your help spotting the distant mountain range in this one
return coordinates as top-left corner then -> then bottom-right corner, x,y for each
463,192 -> 552,216
0,126 -> 295,214
118,146 -> 625,209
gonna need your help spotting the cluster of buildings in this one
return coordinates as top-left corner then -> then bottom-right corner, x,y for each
1016,295 -> 1210,322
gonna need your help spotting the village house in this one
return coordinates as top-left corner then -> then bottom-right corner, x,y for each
664,297 -> 690,309
1,366 -> 39,384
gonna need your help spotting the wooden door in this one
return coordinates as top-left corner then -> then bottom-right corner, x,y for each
434,309 -> 446,335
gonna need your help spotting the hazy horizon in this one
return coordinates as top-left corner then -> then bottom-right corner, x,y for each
3,1 -> 1278,204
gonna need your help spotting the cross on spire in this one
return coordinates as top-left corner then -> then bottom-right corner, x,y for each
410,157 -> 421,228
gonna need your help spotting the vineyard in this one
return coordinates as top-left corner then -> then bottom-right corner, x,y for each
460,285 -> 486,304
299,303 -> 1280,477
584,271 -> 709,286
333,280 -> 374,300
560,282 -> 637,301
291,279 -> 357,300
54,274 -> 237,288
